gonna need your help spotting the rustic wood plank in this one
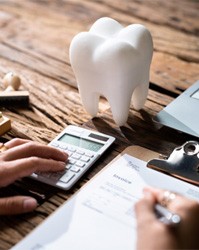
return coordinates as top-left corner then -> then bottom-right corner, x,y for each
97,0 -> 199,35
0,0 -> 198,93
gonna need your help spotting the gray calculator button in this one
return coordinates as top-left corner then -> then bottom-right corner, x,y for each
60,171 -> 75,183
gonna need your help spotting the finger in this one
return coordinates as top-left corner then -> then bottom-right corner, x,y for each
0,158 -> 66,186
144,187 -> 194,212
1,141 -> 68,162
0,196 -> 37,215
144,187 -> 175,204
135,189 -> 157,225
4,138 -> 31,149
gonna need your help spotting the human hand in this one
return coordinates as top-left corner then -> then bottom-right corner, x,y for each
135,187 -> 199,250
0,138 -> 68,215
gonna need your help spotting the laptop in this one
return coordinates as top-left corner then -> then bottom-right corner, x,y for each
154,80 -> 199,138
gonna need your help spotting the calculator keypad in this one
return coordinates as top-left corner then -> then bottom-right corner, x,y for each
35,143 -> 95,184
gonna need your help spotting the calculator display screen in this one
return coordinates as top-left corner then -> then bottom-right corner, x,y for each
58,133 -> 104,152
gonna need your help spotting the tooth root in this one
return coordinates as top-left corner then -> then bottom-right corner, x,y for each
132,78 -> 149,110
107,90 -> 133,126
79,86 -> 99,117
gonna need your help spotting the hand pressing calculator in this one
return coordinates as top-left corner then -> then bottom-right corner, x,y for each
31,125 -> 115,190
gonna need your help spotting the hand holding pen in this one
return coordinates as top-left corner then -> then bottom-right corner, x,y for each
135,187 -> 199,250
154,190 -> 181,226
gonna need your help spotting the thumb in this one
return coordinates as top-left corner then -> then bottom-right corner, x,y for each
0,196 -> 38,215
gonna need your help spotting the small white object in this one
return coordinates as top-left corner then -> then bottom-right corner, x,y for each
2,72 -> 21,91
69,17 -> 153,126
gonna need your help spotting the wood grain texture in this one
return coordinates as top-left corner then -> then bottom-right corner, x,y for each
0,0 -> 198,249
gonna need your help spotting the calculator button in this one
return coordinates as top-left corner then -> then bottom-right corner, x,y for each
71,153 -> 81,160
75,161 -> 85,168
67,146 -> 76,152
68,158 -> 76,165
59,171 -> 75,183
76,149 -> 85,155
66,151 -> 73,157
84,152 -> 94,158
50,142 -> 59,147
50,172 -> 64,181
70,166 -> 80,173
60,145 -> 68,150
80,156 -> 90,162
37,172 -> 52,178
65,164 -> 72,170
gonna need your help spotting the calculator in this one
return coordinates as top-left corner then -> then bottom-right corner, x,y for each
31,125 -> 115,190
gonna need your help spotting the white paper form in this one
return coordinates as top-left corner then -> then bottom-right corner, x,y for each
12,154 -> 199,250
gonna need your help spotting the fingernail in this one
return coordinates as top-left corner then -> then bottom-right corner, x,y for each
23,198 -> 38,211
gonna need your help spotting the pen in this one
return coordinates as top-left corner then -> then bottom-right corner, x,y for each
154,204 -> 181,226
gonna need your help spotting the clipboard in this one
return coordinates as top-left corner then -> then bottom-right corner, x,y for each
119,145 -> 159,162
107,141 -> 199,186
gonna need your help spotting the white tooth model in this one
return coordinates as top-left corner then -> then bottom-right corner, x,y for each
69,17 -> 153,126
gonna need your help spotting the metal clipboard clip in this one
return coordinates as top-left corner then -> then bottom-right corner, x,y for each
147,141 -> 199,186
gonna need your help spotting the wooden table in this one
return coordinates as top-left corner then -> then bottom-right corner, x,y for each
0,0 -> 198,249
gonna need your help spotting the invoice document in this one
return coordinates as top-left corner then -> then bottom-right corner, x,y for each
12,154 -> 199,250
